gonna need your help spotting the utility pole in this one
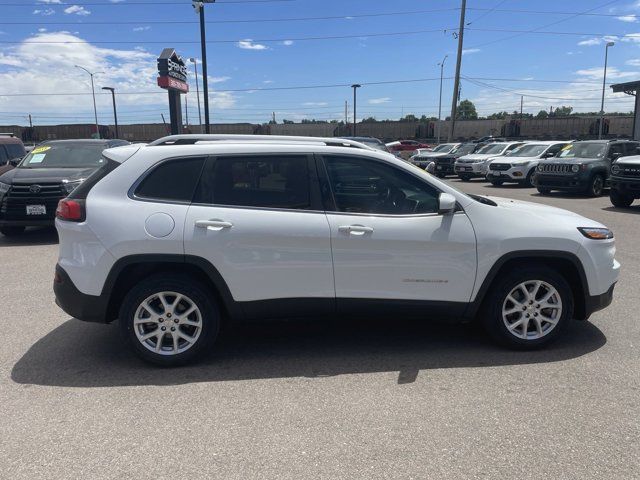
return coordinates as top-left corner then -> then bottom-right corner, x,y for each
189,58 -> 203,133
75,65 -> 102,139
520,96 -> 524,119
272,111 -> 276,124
599,41 -> 615,139
351,84 -> 361,136
193,1 -> 215,134
437,54 -> 448,144
28,114 -> 32,128
448,0 -> 467,142
101,87 -> 119,139
344,101 -> 348,126
185,93 -> 189,130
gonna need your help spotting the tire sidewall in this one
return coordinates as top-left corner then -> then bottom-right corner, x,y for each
588,174 -> 604,197
610,189 -> 633,208
482,267 -> 574,349
119,275 -> 219,366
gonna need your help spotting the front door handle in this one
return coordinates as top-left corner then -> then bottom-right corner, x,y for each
338,225 -> 374,236
195,219 -> 233,231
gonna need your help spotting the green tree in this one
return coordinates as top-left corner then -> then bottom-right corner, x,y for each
552,106 -> 573,117
399,114 -> 418,123
535,110 -> 549,119
282,119 -> 294,124
361,116 -> 378,123
456,99 -> 478,120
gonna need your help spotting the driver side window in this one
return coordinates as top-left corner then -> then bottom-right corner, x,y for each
323,155 -> 440,215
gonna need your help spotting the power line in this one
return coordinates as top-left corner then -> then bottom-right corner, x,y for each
466,0 -> 508,25
467,7 -> 639,18
0,8 -> 460,25
0,0 -> 295,5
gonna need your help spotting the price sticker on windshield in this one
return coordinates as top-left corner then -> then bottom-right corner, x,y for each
31,146 -> 51,154
29,153 -> 46,164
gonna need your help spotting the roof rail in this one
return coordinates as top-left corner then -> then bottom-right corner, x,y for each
0,132 -> 17,138
148,134 -> 375,150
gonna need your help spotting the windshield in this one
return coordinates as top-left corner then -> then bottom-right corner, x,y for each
452,144 -> 476,155
360,139 -> 387,151
432,143 -> 456,153
507,144 -> 549,157
477,143 -> 507,155
557,143 -> 606,159
19,144 -> 108,168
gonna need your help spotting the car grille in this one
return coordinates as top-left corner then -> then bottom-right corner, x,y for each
435,157 -> 454,165
1,183 -> 65,220
538,164 -> 572,174
489,163 -> 511,171
618,166 -> 640,177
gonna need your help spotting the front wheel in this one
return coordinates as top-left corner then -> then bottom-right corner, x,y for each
459,175 -> 471,182
119,275 -> 220,366
524,169 -> 535,187
536,186 -> 551,195
586,174 -> 605,197
609,189 -> 634,208
0,226 -> 25,236
490,179 -> 504,186
482,267 -> 573,349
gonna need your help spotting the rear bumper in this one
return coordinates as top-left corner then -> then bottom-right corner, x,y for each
583,283 -> 616,319
54,264 -> 110,323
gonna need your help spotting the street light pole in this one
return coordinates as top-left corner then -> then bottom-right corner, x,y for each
193,0 -> 215,134
189,57 -> 203,133
101,87 -> 118,139
599,41 -> 615,139
351,84 -> 361,136
75,65 -> 102,139
437,55 -> 448,144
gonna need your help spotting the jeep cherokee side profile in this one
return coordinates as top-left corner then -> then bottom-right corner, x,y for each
53,135 -> 619,366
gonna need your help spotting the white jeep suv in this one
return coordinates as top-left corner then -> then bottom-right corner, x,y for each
454,141 -> 525,181
53,135 -> 619,365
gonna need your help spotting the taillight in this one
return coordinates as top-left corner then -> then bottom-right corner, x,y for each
56,199 -> 85,222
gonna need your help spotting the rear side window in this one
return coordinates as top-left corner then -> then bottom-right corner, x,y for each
5,144 -> 26,159
0,146 -> 8,164
194,155 -> 311,209
135,157 -> 205,202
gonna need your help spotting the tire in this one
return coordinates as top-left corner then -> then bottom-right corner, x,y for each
459,175 -> 471,182
435,173 -> 445,178
0,226 -> 25,236
481,266 -> 573,349
609,189 -> 634,208
536,186 -> 551,195
524,169 -> 535,187
490,179 -> 504,186
586,174 -> 605,197
119,274 -> 220,366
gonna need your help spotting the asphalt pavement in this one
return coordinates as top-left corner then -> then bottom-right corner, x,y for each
1,178 -> 638,479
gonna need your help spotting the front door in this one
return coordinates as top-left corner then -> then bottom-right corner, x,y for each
319,154 -> 477,314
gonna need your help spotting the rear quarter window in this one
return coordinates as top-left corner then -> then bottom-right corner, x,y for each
134,156 -> 206,203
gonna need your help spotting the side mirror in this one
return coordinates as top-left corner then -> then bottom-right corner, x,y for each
8,158 -> 21,167
438,192 -> 457,215
611,152 -> 622,160
544,151 -> 556,158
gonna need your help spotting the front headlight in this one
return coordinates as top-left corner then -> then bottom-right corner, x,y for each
578,227 -> 614,240
62,179 -> 84,195
611,164 -> 620,175
0,181 -> 9,200
571,164 -> 580,173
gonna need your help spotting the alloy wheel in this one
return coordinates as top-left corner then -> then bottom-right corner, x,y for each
501,280 -> 563,340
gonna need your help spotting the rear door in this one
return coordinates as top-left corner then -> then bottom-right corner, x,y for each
318,154 -> 477,315
184,153 -> 335,318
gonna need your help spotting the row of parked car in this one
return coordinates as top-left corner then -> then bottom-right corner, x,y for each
408,138 -> 640,207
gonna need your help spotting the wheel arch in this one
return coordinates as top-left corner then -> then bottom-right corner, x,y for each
103,254 -> 241,322
466,251 -> 589,320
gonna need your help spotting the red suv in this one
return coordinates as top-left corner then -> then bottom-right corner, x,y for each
387,140 -> 431,153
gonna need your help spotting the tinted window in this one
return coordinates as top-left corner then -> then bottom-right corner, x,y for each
623,142 -> 639,155
547,143 -> 566,155
608,144 -> 624,159
5,144 -> 25,159
195,155 -> 310,209
70,157 -> 121,200
0,147 -> 8,164
135,157 -> 205,202
324,156 -> 439,215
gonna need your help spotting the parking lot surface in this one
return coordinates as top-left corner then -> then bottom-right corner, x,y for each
1,179 -> 638,479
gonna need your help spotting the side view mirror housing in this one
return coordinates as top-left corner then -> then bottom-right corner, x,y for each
8,157 -> 21,167
438,192 -> 457,215
543,151 -> 556,158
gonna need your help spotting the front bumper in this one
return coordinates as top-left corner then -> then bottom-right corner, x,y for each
487,165 -> 529,182
583,283 -> 616,319
454,163 -> 485,176
534,173 -> 588,191
610,175 -> 640,197
54,264 -> 110,323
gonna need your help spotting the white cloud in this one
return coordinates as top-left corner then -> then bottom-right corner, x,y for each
237,39 -> 268,50
132,26 -> 151,32
303,102 -> 328,106
262,80 -> 274,84
626,58 -> 640,66
282,40 -> 294,46
617,15 -> 638,22
462,48 -> 481,55
578,38 -> 603,46
575,66 -> 639,80
208,75 -> 230,84
37,0 -> 62,3
64,5 -> 91,16
368,97 -> 391,104
33,8 -> 55,15
38,28 -> 47,33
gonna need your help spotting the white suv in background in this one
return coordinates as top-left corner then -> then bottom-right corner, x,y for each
454,141 -> 525,181
486,141 -> 571,187
54,135 -> 619,366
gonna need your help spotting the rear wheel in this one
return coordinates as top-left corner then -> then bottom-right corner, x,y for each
586,174 -> 605,197
119,275 -> 220,366
536,186 -> 551,195
609,189 -> 634,208
482,267 -> 573,349
490,179 -> 504,186
459,175 -> 471,182
0,226 -> 25,237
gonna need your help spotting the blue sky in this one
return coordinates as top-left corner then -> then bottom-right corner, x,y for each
2,0 -> 640,125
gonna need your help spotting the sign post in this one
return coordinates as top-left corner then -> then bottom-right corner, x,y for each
157,48 -> 189,135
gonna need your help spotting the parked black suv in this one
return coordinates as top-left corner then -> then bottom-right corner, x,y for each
609,154 -> 640,207
0,139 -> 128,236
432,143 -> 480,178
534,140 -> 640,197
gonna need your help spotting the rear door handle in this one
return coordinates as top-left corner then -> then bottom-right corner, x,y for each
195,219 -> 233,231
338,225 -> 374,236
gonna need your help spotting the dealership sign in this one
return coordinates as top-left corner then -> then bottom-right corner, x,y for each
157,48 -> 189,93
